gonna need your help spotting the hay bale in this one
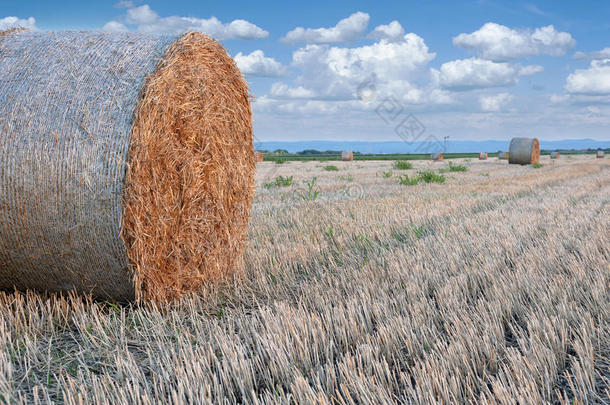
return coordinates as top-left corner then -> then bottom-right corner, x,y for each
0,31 -> 255,302
341,151 -> 353,161
509,137 -> 540,165
498,151 -> 509,160
430,153 -> 443,161
255,151 -> 264,162
550,151 -> 560,159
479,152 -> 488,160
597,151 -> 605,158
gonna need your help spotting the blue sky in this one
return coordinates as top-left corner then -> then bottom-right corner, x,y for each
2,0 -> 610,142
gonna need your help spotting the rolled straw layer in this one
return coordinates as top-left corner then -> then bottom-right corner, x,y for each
0,31 -> 255,302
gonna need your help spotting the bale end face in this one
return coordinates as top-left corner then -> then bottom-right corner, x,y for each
597,151 -> 605,158
121,33 -> 256,302
431,153 -> 443,161
479,152 -> 488,160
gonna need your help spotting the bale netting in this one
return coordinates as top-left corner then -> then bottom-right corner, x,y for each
0,30 -> 255,302
509,137 -> 540,165
597,151 -> 605,158
479,152 -> 488,160
341,151 -> 353,161
431,153 -> 443,161
550,151 -> 560,159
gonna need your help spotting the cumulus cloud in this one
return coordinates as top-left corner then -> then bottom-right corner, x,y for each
0,16 -> 37,31
565,59 -> 610,95
269,83 -> 316,99
573,48 -> 610,60
519,65 -> 544,76
453,22 -> 575,61
102,21 -> 129,33
103,4 -> 268,39
235,50 -> 288,77
367,21 -> 405,42
479,93 -> 513,111
281,12 -> 369,44
434,58 -> 519,90
275,33 -> 436,103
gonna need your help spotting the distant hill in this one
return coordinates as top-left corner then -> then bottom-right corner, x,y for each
254,139 -> 610,154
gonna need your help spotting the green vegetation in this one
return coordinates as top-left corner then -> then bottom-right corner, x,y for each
263,175 -> 293,189
382,170 -> 393,178
300,177 -> 320,201
393,161 -> 413,170
339,174 -> 354,182
397,174 -> 419,186
417,170 -> 446,184
532,163 -> 544,169
323,165 -> 339,171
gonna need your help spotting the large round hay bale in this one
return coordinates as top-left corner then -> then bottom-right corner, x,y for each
498,151 -> 508,160
550,151 -> 560,159
0,30 -> 255,302
341,151 -> 353,161
508,137 -> 539,165
255,151 -> 264,162
431,153 -> 443,161
597,150 -> 605,158
479,152 -> 488,160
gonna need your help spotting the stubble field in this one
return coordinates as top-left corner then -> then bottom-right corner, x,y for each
1,155 -> 608,404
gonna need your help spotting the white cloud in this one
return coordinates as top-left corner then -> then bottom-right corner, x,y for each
235,50 -> 288,77
269,83 -> 316,99
479,93 -> 513,111
105,4 -> 268,39
550,94 -> 570,104
0,16 -> 37,31
281,12 -> 369,44
277,33 -> 436,102
367,21 -> 405,42
453,22 -> 575,61
574,47 -> 610,60
102,21 -> 129,33
519,65 -> 544,76
435,58 -> 519,90
565,59 -> 610,95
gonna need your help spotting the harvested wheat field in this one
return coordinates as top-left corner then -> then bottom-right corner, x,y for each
1,155 -> 608,404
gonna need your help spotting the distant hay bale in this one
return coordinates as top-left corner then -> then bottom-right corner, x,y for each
479,152 -> 488,160
0,31 -> 255,302
509,137 -> 540,165
431,153 -> 443,161
255,151 -> 264,162
341,151 -> 353,161
498,151 -> 509,160
550,151 -> 560,159
597,151 -> 605,158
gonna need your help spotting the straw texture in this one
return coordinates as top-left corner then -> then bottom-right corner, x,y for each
509,137 -> 540,165
0,31 -> 254,302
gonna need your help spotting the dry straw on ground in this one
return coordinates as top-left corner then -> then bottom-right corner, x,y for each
479,152 -> 488,160
431,153 -> 444,161
0,30 -> 255,302
341,151 -> 354,161
509,137 -> 540,165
